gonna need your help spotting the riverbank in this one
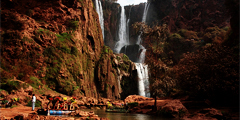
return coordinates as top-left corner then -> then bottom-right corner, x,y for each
0,87 -> 238,120
124,95 -> 239,120
0,105 -> 109,120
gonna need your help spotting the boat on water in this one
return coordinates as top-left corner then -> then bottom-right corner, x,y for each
105,109 -> 128,113
37,109 -> 75,115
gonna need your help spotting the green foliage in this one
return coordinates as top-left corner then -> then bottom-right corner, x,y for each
22,36 -> 33,43
177,29 -> 198,40
2,100 -> 9,104
0,80 -> 29,93
36,28 -> 52,37
67,20 -> 79,31
1,80 -> 20,92
29,76 -> 43,88
58,45 -> 71,54
128,102 -> 138,108
71,46 -> 78,56
10,105 -> 18,108
116,56 -> 121,61
119,63 -> 129,72
122,54 -> 129,62
43,46 -> 57,58
203,26 -> 226,43
56,32 -> 72,42
169,33 -> 182,42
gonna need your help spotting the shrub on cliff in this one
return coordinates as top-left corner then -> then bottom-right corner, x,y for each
177,29 -> 199,40
175,45 -> 239,105
203,26 -> 226,43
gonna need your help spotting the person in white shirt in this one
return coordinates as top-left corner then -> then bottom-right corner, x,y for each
32,94 -> 36,111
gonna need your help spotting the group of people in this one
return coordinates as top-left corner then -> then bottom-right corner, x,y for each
31,94 -> 77,111
46,96 -> 76,110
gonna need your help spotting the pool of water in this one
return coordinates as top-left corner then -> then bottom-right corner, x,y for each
83,109 -> 177,120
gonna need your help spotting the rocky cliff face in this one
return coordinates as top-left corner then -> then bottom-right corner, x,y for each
125,4 -> 145,45
96,46 -> 138,99
102,0 -> 230,52
1,0 -> 137,99
100,0 -> 121,50
147,0 -> 230,32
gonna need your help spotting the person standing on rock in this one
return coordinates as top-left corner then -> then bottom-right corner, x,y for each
32,94 -> 36,111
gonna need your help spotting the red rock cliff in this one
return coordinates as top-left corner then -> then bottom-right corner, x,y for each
1,0 -> 137,99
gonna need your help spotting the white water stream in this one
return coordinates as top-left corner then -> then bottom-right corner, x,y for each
95,0 -> 104,40
114,6 -> 128,53
137,3 -> 150,44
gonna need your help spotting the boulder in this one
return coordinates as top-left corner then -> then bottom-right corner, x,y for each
160,100 -> 188,118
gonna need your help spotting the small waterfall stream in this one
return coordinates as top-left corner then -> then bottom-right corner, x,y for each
95,0 -> 104,40
126,6 -> 132,45
114,6 -> 128,53
137,3 -> 150,44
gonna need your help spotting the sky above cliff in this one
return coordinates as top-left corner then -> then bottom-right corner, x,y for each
117,0 -> 147,6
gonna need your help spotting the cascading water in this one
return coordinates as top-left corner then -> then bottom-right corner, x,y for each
137,3 -> 150,44
135,63 -> 150,97
114,6 -> 128,53
126,6 -> 132,45
95,0 -> 104,40
114,3 -> 151,97
135,3 -> 150,97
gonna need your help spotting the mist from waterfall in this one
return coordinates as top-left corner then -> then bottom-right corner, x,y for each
114,6 -> 128,53
95,0 -> 104,40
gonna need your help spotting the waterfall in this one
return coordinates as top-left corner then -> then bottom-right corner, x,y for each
137,3 -> 150,44
126,6 -> 132,45
113,3 -> 151,97
114,6 -> 128,53
135,3 -> 150,97
95,0 -> 104,40
135,63 -> 150,97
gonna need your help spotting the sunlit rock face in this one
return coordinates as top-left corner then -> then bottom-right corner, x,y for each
1,0 -> 139,100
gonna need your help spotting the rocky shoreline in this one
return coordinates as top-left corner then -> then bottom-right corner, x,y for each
0,85 -> 238,120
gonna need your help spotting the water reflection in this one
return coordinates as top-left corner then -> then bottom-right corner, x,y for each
83,109 -> 177,120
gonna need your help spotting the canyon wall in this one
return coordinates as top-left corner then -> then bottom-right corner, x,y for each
1,0 -> 137,100
100,0 -> 121,50
102,0 -> 230,52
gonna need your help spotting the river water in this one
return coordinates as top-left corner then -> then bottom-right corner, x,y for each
83,109 -> 177,120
